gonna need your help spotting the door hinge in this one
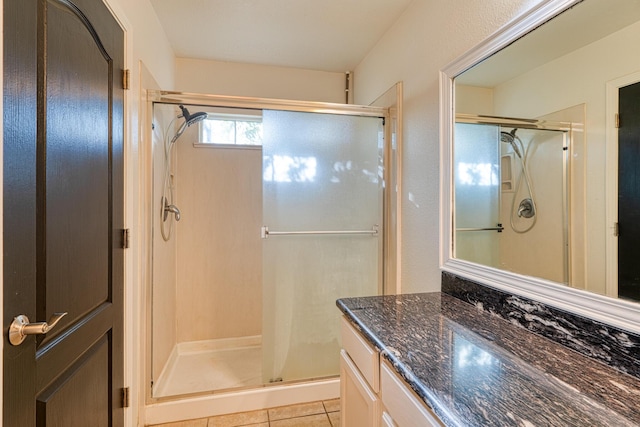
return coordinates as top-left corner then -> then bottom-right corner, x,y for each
615,113 -> 620,128
614,222 -> 620,236
123,69 -> 130,90
122,228 -> 131,249
121,387 -> 130,408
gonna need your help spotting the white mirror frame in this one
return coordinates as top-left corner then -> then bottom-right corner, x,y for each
439,0 -> 640,334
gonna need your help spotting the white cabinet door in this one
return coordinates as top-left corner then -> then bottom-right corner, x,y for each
381,411 -> 397,427
380,362 -> 443,427
340,350 -> 380,427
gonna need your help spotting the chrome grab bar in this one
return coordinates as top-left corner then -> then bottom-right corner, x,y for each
261,225 -> 379,239
456,224 -> 504,233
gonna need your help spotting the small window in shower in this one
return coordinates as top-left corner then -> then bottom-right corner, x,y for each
198,110 -> 263,147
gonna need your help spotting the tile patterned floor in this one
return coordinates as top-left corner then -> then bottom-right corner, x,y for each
148,399 -> 341,427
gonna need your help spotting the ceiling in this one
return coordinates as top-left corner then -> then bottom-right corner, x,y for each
150,0 -> 413,73
456,0 -> 640,87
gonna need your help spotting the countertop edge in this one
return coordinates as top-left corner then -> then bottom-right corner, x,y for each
336,298 -> 460,427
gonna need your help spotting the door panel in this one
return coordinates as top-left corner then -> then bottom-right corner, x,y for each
4,0 -> 39,424
45,0 -> 111,338
453,123 -> 500,268
261,110 -> 383,383
3,0 -> 124,425
37,336 -> 110,427
618,81 -> 640,301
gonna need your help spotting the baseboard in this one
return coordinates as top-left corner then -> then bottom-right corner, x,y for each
144,378 -> 340,425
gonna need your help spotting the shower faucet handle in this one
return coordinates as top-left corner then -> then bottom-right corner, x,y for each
517,198 -> 535,218
162,198 -> 181,222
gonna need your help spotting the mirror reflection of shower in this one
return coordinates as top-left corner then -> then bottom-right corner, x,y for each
500,128 -> 537,233
453,116 -> 570,285
160,105 -> 208,241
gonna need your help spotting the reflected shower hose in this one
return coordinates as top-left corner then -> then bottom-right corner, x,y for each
510,135 -> 537,234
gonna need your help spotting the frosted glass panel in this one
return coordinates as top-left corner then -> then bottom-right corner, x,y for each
454,123 -> 500,267
262,110 -> 383,383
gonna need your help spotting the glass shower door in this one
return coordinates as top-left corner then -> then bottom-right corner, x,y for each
261,110 -> 383,383
453,123 -> 501,267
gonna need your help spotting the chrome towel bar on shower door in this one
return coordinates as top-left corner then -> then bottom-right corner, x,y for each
261,225 -> 379,239
456,224 -> 504,233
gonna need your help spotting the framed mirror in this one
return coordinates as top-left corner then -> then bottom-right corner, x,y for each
440,0 -> 640,332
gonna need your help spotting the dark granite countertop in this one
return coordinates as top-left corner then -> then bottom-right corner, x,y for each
337,292 -> 640,427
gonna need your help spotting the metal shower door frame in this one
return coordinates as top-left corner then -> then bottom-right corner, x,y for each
148,90 -> 391,295
145,90 -> 398,401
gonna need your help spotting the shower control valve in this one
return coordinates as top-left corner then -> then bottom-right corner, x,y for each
517,198 -> 535,219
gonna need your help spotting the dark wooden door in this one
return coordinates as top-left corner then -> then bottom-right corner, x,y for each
618,81 -> 640,302
3,0 -> 125,425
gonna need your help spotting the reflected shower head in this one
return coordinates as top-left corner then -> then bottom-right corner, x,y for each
170,105 -> 208,144
500,128 -> 522,158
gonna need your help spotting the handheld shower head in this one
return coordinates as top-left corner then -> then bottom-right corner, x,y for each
179,105 -> 208,126
170,105 -> 208,144
500,128 -> 522,158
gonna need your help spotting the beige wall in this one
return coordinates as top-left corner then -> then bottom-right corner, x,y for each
176,58 -> 346,103
175,129 -> 263,343
352,0 -> 543,293
456,86 -> 494,116
108,0 -> 175,88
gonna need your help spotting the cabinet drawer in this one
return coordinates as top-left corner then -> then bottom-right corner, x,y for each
341,316 -> 380,393
381,361 -> 443,427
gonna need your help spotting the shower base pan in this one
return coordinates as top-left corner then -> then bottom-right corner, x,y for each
153,336 -> 262,398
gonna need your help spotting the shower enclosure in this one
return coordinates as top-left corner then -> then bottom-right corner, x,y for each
147,92 -> 395,401
453,115 -> 570,284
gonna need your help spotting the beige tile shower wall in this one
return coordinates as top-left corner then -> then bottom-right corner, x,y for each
499,131 -> 566,283
152,105 -> 180,381
176,129 -> 263,343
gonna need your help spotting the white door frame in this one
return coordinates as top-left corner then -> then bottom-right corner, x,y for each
605,71 -> 640,298
100,1 -> 138,425
87,1 -> 139,426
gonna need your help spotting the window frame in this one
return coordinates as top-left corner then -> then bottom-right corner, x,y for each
196,112 -> 263,148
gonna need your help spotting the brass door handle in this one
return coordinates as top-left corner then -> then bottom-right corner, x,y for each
8,312 -> 67,346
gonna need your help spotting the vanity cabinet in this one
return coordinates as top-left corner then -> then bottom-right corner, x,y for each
340,317 -> 444,427
340,316 -> 380,427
